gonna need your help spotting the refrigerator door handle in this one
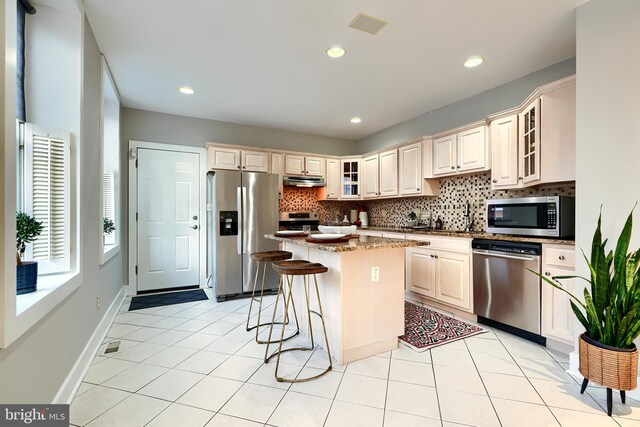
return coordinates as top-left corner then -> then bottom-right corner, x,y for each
237,186 -> 243,255
241,186 -> 248,255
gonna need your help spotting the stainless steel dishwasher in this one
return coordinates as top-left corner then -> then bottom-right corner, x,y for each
472,239 -> 545,344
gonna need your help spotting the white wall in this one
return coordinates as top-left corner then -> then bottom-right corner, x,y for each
0,11 -> 125,403
25,4 -> 81,136
571,0 -> 640,379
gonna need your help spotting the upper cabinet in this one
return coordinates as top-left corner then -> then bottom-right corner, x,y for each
324,158 -> 340,200
433,125 -> 489,177
490,115 -> 519,188
489,77 -> 576,189
519,99 -> 541,184
285,154 -> 325,177
207,145 -> 269,172
363,149 -> 398,199
271,152 -> 284,197
399,142 -> 422,195
341,159 -> 362,199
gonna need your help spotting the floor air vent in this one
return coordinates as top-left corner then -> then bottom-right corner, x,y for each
104,341 -> 121,354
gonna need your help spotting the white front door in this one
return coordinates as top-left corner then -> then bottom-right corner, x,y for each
137,148 -> 201,292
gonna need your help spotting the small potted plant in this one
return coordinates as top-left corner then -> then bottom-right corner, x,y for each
533,208 -> 640,416
407,211 -> 418,227
103,217 -> 116,244
16,212 -> 43,295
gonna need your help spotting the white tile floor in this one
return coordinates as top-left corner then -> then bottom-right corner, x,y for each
71,289 -> 640,427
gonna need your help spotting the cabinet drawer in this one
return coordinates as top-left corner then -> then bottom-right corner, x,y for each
544,246 -> 575,268
405,234 -> 471,254
382,232 -> 406,240
358,230 -> 383,237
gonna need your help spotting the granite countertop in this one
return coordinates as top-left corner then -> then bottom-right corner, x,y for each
358,226 -> 576,246
265,234 -> 430,253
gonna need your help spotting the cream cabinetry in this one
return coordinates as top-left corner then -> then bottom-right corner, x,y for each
405,235 -> 473,312
490,115 -> 519,188
433,125 -> 489,177
285,154 -> 325,177
541,245 -> 575,345
324,158 -> 340,200
271,152 -> 284,197
207,145 -> 269,172
363,149 -> 398,199
340,159 -> 362,199
488,77 -> 576,189
399,142 -> 423,195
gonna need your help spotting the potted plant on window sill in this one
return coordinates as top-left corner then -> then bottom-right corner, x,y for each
16,212 -> 43,295
532,208 -> 640,416
103,217 -> 116,245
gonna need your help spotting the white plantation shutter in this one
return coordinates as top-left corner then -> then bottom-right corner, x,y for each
25,124 -> 70,274
103,172 -> 116,245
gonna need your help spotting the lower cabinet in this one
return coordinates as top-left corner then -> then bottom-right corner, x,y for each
541,245 -> 576,345
406,236 -> 472,312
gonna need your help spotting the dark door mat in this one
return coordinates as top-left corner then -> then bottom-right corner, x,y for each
129,289 -> 209,311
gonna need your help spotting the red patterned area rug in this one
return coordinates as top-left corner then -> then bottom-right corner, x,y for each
400,301 -> 487,352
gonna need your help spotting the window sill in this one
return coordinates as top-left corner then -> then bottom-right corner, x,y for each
15,271 -> 81,334
101,243 -> 120,265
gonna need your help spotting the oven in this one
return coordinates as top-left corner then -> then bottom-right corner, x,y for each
278,212 -> 320,231
486,196 -> 575,238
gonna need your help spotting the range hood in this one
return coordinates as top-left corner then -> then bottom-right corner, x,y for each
283,175 -> 325,187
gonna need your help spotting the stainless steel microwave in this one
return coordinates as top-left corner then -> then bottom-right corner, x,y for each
486,196 -> 575,238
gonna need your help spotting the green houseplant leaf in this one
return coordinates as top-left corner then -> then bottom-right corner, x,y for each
16,212 -> 43,265
534,207 -> 640,349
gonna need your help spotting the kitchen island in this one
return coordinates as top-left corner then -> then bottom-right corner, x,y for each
265,234 -> 429,364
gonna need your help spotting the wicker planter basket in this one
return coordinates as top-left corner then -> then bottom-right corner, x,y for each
579,333 -> 638,391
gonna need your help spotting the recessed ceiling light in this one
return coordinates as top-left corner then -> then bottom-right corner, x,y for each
350,117 -> 362,124
179,86 -> 195,95
326,46 -> 346,58
464,56 -> 484,68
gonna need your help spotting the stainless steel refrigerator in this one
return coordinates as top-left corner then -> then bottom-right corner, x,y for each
207,170 -> 280,301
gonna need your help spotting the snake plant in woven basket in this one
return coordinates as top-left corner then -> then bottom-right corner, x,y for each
534,208 -> 640,349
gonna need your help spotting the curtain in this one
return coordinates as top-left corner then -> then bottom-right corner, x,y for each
16,0 -> 35,122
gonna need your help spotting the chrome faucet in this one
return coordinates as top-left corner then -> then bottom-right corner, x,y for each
463,201 -> 474,232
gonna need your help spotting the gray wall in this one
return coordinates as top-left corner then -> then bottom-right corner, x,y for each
122,108 -> 357,156
0,15 -> 125,403
357,58 -> 576,154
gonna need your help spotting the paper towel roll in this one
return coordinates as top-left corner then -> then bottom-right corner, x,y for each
358,212 -> 368,227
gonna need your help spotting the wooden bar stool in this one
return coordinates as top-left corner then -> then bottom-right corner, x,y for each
246,251 -> 299,344
265,260 -> 333,383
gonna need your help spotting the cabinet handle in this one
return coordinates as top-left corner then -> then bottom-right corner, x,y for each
559,255 -> 565,260
492,179 -> 497,183
430,255 -> 435,258
242,166 -> 246,169
237,165 -> 241,169
434,255 -> 439,259
451,166 -> 455,170
416,188 -> 420,191
456,165 -> 460,169
545,271 -> 551,276
518,177 -> 523,181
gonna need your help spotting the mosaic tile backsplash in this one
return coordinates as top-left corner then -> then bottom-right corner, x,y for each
279,172 -> 575,231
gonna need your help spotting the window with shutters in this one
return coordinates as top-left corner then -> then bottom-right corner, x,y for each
23,124 -> 71,275
100,57 -> 121,263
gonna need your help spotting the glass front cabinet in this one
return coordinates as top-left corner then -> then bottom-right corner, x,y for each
518,98 -> 541,184
340,159 -> 362,199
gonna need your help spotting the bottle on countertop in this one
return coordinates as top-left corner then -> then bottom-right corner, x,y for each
341,215 -> 350,225
435,216 -> 443,230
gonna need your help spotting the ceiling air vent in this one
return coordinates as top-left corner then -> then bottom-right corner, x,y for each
349,13 -> 388,35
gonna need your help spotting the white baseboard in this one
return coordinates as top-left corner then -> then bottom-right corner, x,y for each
53,287 -> 125,404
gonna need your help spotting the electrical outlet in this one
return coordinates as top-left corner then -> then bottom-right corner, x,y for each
371,267 -> 380,282
97,297 -> 101,310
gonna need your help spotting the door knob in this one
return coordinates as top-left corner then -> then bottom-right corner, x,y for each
559,255 -> 565,260
190,225 -> 199,230
545,271 -> 550,276
193,215 -> 198,220
492,179 -> 497,183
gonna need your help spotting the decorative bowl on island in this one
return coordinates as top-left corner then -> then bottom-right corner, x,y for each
318,225 -> 357,235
